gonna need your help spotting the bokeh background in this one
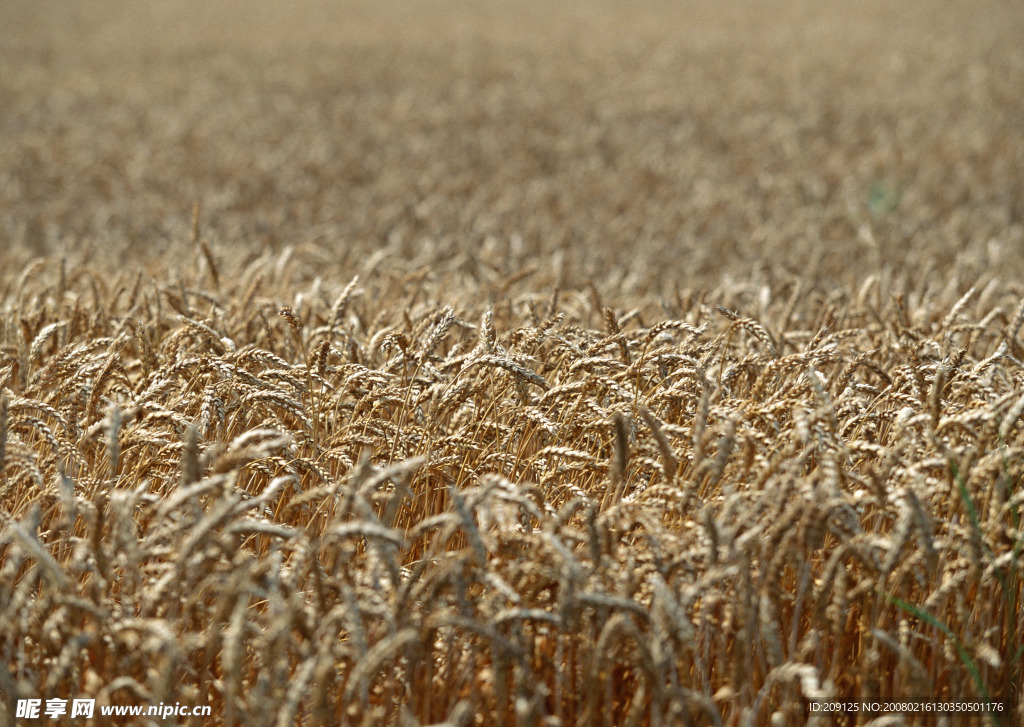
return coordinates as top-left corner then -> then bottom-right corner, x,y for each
3,0 -> 1022,300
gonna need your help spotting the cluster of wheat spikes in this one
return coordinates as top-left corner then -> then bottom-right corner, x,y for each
0,239 -> 1021,725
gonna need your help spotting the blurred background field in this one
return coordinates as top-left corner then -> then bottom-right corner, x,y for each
3,0 -> 1022,295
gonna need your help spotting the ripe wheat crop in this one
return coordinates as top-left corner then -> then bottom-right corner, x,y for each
2,1 -> 1023,725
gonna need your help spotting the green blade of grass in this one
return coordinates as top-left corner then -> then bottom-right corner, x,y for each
882,590 -> 1002,727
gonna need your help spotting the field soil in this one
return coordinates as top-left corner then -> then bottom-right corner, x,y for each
2,2 -> 1024,725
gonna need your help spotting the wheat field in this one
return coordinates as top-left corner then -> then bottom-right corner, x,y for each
2,2 -> 1023,725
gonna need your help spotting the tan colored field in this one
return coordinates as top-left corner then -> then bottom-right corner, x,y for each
2,2 -> 1024,725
